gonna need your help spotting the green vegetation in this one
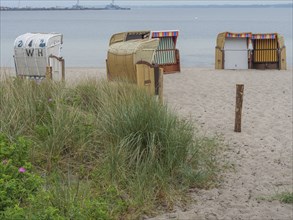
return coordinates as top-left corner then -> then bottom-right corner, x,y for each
257,191 -> 293,205
0,78 -> 221,219
275,192 -> 293,204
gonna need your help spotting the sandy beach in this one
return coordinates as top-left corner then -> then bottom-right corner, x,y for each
1,67 -> 292,219
150,68 -> 293,220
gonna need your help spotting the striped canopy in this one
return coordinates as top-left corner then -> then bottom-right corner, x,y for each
251,33 -> 277,39
226,32 -> 252,38
151,31 -> 179,38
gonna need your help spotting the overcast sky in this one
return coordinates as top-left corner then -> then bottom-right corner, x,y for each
0,0 -> 291,7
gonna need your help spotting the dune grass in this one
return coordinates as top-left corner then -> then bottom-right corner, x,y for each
257,191 -> 293,205
275,192 -> 293,204
0,78 -> 222,219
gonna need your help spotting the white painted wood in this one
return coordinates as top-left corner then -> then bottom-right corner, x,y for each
224,38 -> 248,69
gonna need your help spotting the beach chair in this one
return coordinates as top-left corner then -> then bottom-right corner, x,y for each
108,30 -> 180,73
14,32 -> 65,81
106,37 -> 163,101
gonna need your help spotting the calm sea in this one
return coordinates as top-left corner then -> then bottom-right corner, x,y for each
1,7 -> 292,68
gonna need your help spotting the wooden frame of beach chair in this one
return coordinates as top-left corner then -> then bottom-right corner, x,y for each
106,38 -> 163,100
106,38 -> 159,82
136,61 -> 164,102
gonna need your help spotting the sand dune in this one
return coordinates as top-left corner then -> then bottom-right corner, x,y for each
64,67 -> 293,220
1,67 -> 292,219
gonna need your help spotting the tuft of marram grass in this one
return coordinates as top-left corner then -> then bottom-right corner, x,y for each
0,78 -> 222,218
276,192 -> 293,204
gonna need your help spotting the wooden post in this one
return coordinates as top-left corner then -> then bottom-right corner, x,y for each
46,66 -> 52,80
158,68 -> 163,103
234,84 -> 244,132
154,65 -> 160,96
61,58 -> 65,81
154,66 -> 164,103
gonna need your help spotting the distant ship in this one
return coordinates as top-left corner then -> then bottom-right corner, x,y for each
105,0 -> 130,10
0,0 -> 130,11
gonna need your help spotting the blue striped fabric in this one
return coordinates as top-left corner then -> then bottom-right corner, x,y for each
154,37 -> 176,64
